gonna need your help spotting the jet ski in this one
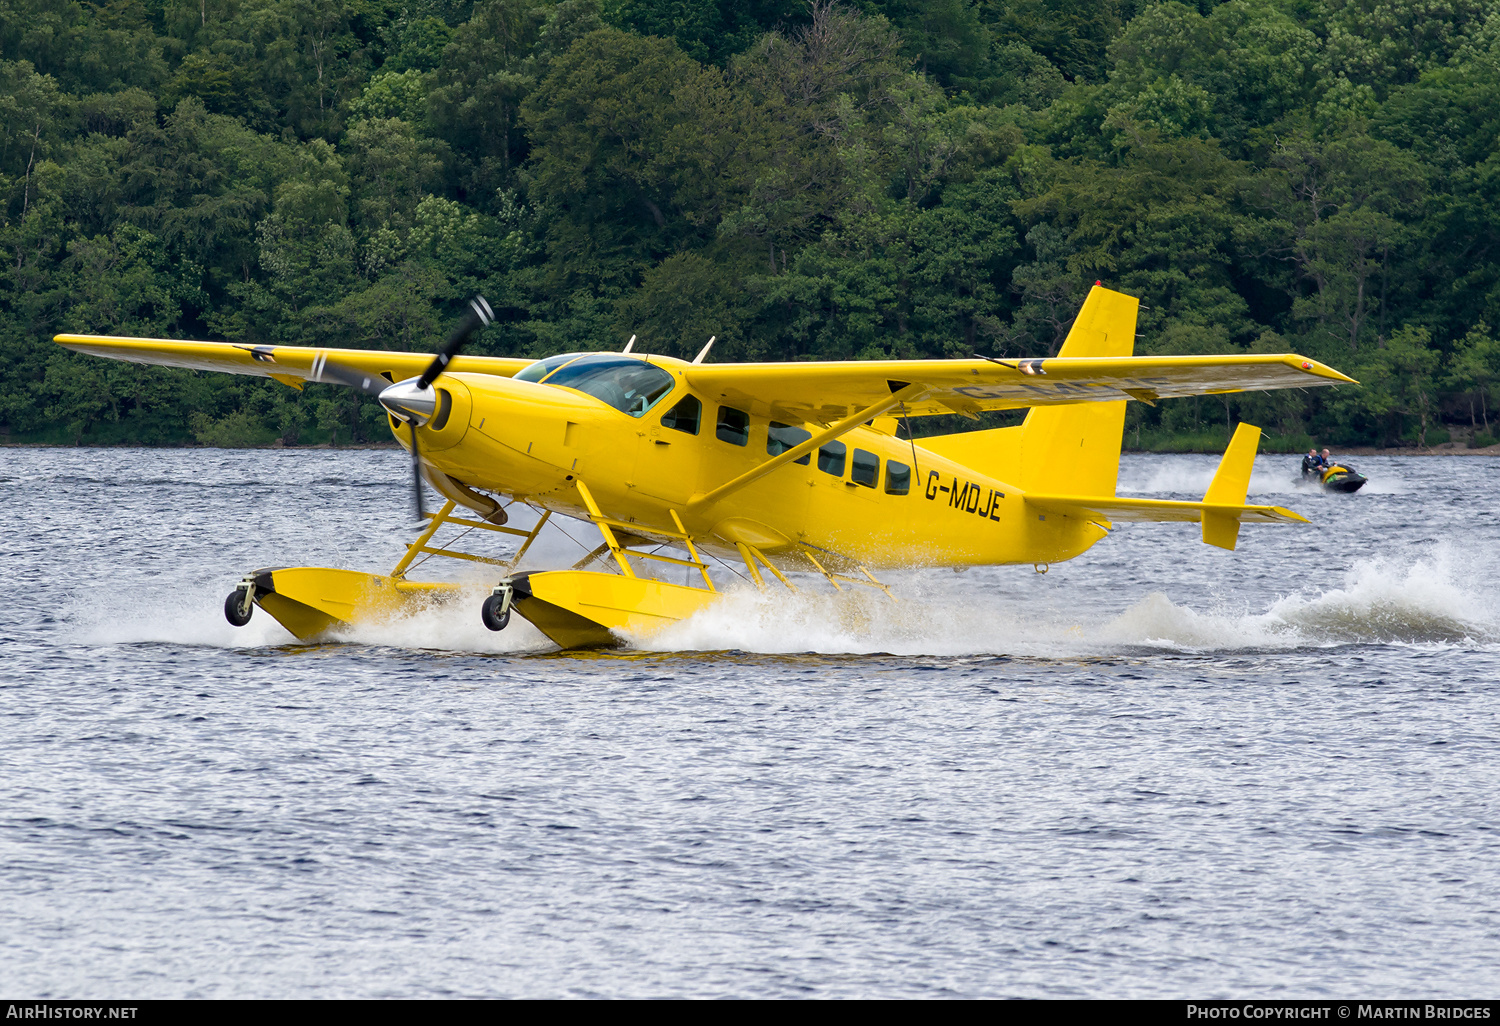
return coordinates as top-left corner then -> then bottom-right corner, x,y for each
1301,460 -> 1366,492
1320,462 -> 1366,492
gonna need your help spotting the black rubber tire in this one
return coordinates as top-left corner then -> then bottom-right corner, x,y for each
224,590 -> 252,627
481,594 -> 511,632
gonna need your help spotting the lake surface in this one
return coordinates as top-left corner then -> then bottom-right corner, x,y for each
2,447 -> 1497,998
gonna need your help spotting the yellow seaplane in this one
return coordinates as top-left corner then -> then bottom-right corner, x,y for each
56,285 -> 1354,650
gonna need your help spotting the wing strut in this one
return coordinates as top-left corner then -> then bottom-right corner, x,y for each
687,382 -> 929,512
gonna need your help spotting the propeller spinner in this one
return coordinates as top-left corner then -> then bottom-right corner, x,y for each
376,377 -> 440,426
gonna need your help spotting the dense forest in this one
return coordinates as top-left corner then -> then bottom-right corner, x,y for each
4,0 -> 1500,450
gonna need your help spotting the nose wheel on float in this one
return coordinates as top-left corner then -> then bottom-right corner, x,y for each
224,576 -> 255,626
481,582 -> 513,631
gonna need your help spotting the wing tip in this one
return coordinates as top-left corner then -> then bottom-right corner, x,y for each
1287,354 -> 1358,385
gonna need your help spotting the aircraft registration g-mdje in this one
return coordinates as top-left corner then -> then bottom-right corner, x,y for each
56,284 -> 1356,650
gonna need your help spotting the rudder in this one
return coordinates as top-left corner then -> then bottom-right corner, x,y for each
1017,285 -> 1139,496
1201,423 -> 1262,550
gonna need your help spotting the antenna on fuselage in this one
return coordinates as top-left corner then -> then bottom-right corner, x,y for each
622,334 -> 636,354
692,335 -> 716,365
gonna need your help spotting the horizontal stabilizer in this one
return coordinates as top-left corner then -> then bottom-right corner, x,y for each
1024,421 -> 1305,551
1024,494 -> 1309,527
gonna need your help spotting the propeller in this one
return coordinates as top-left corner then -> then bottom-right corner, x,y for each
385,296 -> 495,520
420,296 -> 495,389
302,296 -> 495,523
310,360 -> 390,397
407,414 -> 424,521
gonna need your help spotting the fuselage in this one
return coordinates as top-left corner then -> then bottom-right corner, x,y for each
403,355 -> 1107,571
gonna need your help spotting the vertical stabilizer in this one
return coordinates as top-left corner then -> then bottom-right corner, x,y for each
1017,285 -> 1139,496
1201,423 -> 1262,550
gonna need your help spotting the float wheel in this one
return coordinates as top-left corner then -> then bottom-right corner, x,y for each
481,593 -> 511,631
224,588 -> 253,627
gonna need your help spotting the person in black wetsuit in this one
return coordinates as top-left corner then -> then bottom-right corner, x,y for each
1301,449 -> 1325,478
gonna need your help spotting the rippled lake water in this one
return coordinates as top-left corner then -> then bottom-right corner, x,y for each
2,447 -> 1498,998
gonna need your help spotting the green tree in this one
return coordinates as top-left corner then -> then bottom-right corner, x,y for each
427,0 -> 544,201
1103,0 -> 1321,150
601,0 -> 802,66
754,165 -> 1019,361
1321,0 -> 1497,95
1344,324 -> 1442,446
345,116 -> 442,234
521,24 -> 757,331
1260,128 -> 1426,351
1448,321 -> 1500,434
724,1 -> 909,259
1013,131 -> 1256,353
982,0 -> 1126,83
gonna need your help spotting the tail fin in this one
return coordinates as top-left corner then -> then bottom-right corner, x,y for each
1015,284 -> 1139,496
1201,423 -> 1262,549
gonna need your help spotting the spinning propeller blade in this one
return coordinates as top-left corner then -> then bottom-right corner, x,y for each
419,296 -> 495,389
410,420 -> 424,521
390,296 -> 495,522
311,361 -> 389,397
310,295 -> 496,405
300,296 -> 495,524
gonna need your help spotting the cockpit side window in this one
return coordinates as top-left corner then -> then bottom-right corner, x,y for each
514,353 -> 585,383
661,394 -> 702,434
540,354 -> 676,417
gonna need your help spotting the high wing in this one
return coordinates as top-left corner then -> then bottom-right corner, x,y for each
57,286 -> 1354,417
53,334 -> 534,389
683,352 -> 1354,423
683,284 -> 1353,422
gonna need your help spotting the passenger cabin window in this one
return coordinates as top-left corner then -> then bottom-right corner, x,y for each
851,448 -> 878,488
660,394 -> 701,434
818,440 -> 846,476
767,422 -> 811,465
540,353 -> 674,417
514,353 -> 586,383
885,460 -> 911,495
717,405 -> 749,446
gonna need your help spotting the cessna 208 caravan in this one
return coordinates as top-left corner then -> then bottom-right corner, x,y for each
56,284 -> 1355,649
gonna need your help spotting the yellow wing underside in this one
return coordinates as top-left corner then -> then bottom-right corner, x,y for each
685,354 -> 1354,423
53,335 -> 535,388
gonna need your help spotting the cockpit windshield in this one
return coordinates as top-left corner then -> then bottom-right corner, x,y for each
513,352 -> 586,383
539,353 -> 675,417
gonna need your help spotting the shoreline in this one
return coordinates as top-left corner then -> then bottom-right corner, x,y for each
5,440 -> 1498,455
0,441 -> 405,450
